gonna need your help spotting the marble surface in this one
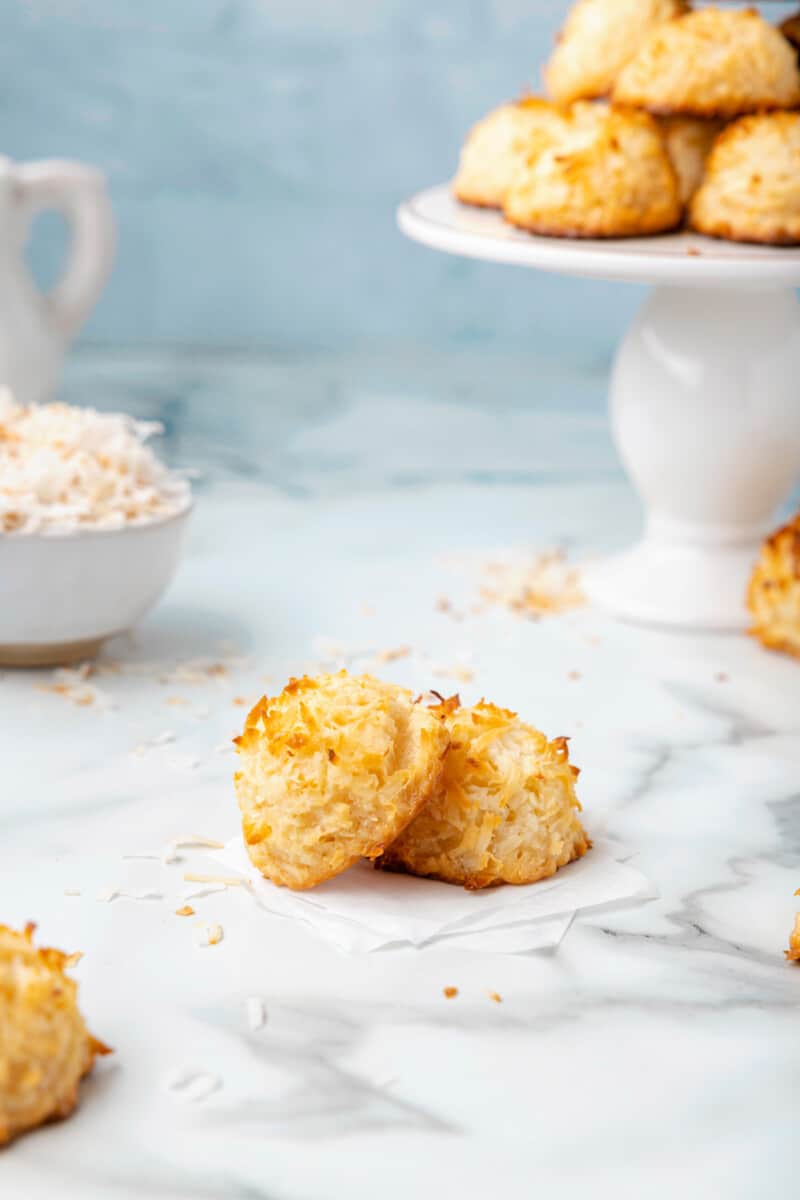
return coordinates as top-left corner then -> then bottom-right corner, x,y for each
1,348 -> 798,1198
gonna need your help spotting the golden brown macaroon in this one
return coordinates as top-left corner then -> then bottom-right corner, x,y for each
453,97 -> 567,209
503,102 -> 681,239
780,11 -> 800,61
689,113 -> 800,245
658,116 -> 724,206
614,8 -> 800,118
0,923 -> 109,1145
544,0 -> 687,106
747,511 -> 800,657
234,672 -> 450,890
377,698 -> 590,890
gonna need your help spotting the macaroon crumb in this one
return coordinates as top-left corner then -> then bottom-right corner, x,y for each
443,986 -> 459,999
193,922 -> 224,947
488,992 -> 503,1004
375,646 -> 411,663
175,905 -> 195,917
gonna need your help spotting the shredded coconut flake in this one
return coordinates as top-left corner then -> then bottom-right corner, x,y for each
165,1068 -> 221,1102
96,886 -> 162,903
159,659 -> 243,686
164,752 -> 202,772
0,391 -> 191,535
133,730 -> 177,756
374,645 -> 411,663
480,549 -> 585,618
182,883 -> 228,902
37,663 -> 115,709
245,996 -> 267,1031
182,871 -> 244,888
162,835 -> 226,865
311,635 -> 349,665
193,922 -> 224,947
431,662 -> 475,684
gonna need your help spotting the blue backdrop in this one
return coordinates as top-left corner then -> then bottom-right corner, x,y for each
2,1 -> 792,354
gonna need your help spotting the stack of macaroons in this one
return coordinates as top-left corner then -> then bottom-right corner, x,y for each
234,672 -> 590,892
453,2 -> 800,244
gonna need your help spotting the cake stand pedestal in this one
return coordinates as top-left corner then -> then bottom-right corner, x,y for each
398,186 -> 800,631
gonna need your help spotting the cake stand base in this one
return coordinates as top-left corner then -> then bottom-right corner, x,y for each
588,285 -> 800,631
584,540 -> 760,632
398,188 -> 800,631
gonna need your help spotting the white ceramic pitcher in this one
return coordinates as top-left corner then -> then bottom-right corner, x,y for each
0,157 -> 115,404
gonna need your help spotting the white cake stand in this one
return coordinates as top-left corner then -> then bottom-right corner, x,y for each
398,185 -> 800,631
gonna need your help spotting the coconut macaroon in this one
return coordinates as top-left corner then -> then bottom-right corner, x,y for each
0,924 -> 109,1145
377,699 -> 590,890
544,0 -> 687,106
504,102 -> 681,239
614,8 -> 800,118
689,113 -> 800,245
453,97 -> 567,209
747,511 -> 800,658
234,672 -> 450,890
658,116 -> 724,207
780,10 -> 800,61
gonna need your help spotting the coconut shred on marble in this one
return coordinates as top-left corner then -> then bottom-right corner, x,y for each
0,390 -> 190,535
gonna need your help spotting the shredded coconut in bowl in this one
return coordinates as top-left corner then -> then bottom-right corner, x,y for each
0,391 -> 191,535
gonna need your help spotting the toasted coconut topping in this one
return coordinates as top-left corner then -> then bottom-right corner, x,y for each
0,390 -> 190,535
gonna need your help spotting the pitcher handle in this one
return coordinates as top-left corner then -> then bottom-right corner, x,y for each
12,160 -> 116,341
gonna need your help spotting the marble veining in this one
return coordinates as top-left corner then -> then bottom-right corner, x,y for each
0,348 -> 797,1199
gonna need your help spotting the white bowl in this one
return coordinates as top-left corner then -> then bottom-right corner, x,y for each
0,505 -> 192,667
